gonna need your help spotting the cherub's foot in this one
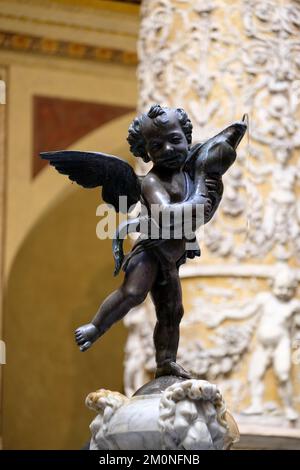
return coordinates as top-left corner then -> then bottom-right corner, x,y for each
242,404 -> 263,415
155,361 -> 191,379
75,323 -> 101,352
285,407 -> 298,422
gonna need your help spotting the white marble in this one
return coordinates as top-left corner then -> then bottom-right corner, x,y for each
86,379 -> 238,450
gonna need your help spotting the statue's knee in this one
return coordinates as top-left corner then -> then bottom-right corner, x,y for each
124,286 -> 147,306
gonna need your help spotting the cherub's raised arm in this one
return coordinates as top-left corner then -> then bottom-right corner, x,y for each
204,296 -> 262,328
222,300 -> 261,320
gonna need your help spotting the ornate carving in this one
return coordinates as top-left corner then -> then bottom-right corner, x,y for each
137,0 -> 300,262
86,380 -> 238,450
158,379 -> 237,450
125,0 -> 300,427
123,301 -> 256,398
124,266 -> 300,422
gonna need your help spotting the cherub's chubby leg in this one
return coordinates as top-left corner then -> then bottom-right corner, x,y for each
75,251 -> 158,351
150,267 -> 191,379
274,336 -> 298,421
243,345 -> 269,415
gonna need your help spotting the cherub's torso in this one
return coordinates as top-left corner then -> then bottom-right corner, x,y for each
144,168 -> 190,203
256,293 -> 298,346
141,168 -> 192,264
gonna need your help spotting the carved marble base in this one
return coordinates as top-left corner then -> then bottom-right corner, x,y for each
86,377 -> 239,450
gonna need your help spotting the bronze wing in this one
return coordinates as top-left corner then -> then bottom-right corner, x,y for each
41,150 -> 141,213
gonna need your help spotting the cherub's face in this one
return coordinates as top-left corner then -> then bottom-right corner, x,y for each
142,112 -> 189,170
273,279 -> 296,302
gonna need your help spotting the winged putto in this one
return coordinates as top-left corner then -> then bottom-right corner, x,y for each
41,104 -> 247,378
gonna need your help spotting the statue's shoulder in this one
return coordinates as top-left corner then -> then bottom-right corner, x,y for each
141,171 -> 162,192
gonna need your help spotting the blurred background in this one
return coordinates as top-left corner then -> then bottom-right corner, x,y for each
0,0 -> 300,450
0,0 -> 139,449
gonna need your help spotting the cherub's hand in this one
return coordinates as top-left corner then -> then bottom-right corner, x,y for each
204,197 -> 213,221
205,176 -> 224,197
192,196 -> 212,229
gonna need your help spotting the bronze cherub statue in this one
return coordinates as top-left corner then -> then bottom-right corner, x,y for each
41,104 -> 247,379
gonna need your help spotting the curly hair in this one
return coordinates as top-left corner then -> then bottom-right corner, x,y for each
127,104 -> 193,163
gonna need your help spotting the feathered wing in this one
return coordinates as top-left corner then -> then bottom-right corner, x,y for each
41,151 -> 141,213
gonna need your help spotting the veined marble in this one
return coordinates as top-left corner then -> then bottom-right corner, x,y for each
86,378 -> 238,450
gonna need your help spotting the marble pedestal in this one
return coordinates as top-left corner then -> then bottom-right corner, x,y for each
86,376 -> 238,450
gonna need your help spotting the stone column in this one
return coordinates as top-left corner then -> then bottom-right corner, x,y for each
124,0 -> 300,446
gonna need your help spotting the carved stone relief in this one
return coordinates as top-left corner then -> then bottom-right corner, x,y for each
125,0 -> 300,429
86,380 -> 237,450
137,0 -> 300,263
